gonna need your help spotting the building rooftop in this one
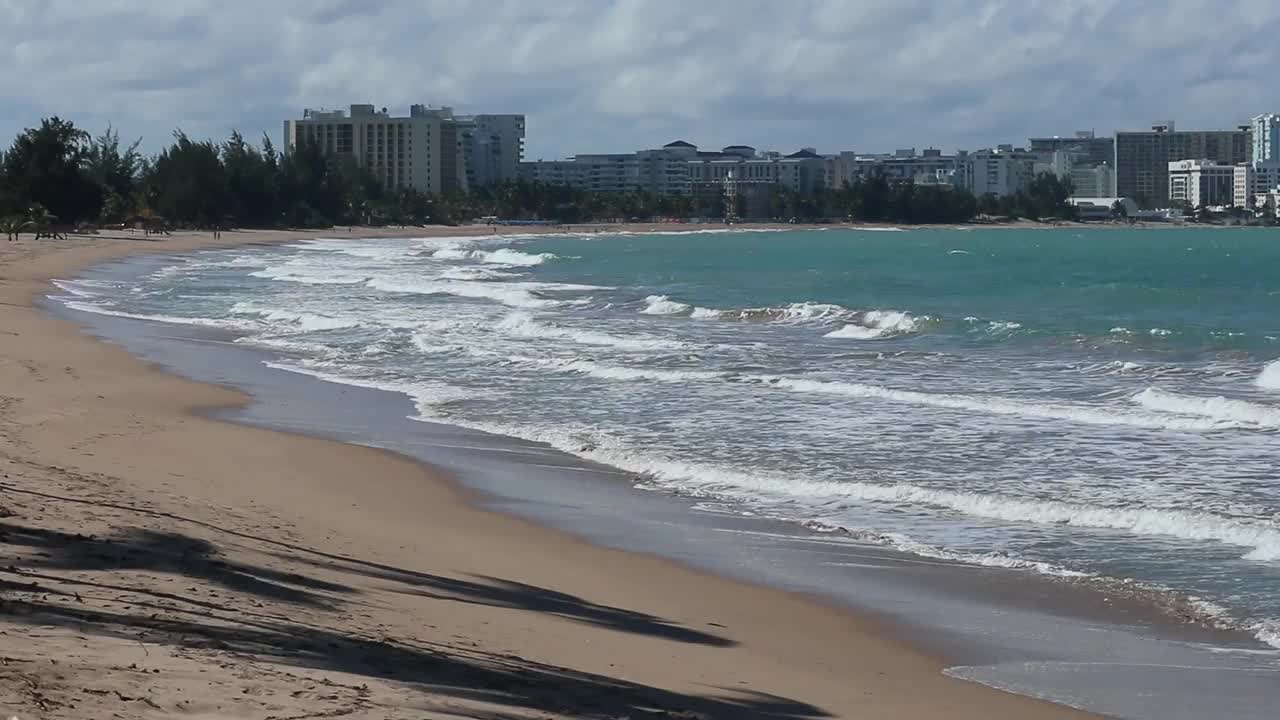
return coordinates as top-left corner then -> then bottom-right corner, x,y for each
663,140 -> 697,148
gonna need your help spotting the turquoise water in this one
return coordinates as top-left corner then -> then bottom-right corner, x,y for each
54,226 -> 1280,651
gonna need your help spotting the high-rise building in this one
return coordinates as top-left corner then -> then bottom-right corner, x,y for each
283,104 -> 446,193
1251,113 -> 1280,167
959,147 -> 1037,198
1070,163 -> 1115,198
283,104 -> 525,194
1114,122 -> 1250,204
459,114 -> 526,189
1029,131 -> 1115,167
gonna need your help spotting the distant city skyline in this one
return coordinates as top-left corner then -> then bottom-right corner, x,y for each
2,1 -> 1279,158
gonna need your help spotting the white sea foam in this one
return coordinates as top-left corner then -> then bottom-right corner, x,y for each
699,302 -> 854,324
59,300 -> 260,332
814,482 -> 1280,562
229,302 -> 360,333
432,246 -> 558,266
527,357 -> 725,383
366,278 -> 558,308
825,310 -> 922,340
824,324 -> 888,340
1133,388 -> 1280,430
263,360 -> 474,417
986,321 -> 1023,333
690,307 -> 722,320
438,267 -> 522,281
250,265 -> 368,285
51,279 -> 112,299
1256,360 -> 1280,391
640,295 -> 692,315
759,376 -> 1249,432
1150,328 -> 1173,337
497,312 -> 686,351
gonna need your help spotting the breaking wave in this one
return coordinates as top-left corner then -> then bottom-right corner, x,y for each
1257,360 -> 1280,391
825,310 -> 922,340
432,246 -> 559,266
640,295 -> 692,315
230,303 -> 361,333
1133,388 -> 1280,430
366,278 -> 559,308
496,312 -> 687,351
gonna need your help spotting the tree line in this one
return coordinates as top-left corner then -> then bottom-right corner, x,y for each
0,116 -> 1077,233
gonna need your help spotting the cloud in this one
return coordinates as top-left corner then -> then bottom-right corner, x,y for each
1,0 -> 1278,159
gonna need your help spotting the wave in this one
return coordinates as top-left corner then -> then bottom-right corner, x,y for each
803,482 -> 1280,563
524,357 -> 726,383
693,302 -> 854,324
1257,360 -> 1280,391
825,310 -> 922,340
766,376 -> 1262,432
1133,388 -> 1280,430
640,295 -> 692,315
432,246 -> 558,266
438,267 -> 523,281
603,227 -> 791,236
263,359 -> 474,417
229,303 -> 361,333
497,312 -> 687,351
366,278 -> 559,308
51,279 -> 114,299
250,265 -> 368,285
800,521 -> 1092,578
524,357 -> 1262,432
59,300 -> 260,332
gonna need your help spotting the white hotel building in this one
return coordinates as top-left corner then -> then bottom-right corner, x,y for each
1233,113 -> 1280,208
1167,159 -> 1235,207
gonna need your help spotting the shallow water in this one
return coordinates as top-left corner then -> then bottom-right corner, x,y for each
53,227 -> 1280,654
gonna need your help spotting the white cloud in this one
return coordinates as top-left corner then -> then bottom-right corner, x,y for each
1,0 -> 1278,157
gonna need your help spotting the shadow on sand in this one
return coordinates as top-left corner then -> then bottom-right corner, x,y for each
0,484 -> 828,719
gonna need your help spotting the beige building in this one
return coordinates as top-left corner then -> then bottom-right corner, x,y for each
283,104 -> 525,194
284,104 -> 446,193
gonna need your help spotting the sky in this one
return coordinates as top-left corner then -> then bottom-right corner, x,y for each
2,0 -> 1279,159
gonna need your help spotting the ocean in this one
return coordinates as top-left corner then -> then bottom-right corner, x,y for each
54,226 -> 1280,658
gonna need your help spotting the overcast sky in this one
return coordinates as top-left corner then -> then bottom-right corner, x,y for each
3,0 -> 1278,159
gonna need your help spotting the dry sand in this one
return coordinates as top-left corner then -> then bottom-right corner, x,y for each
0,227 -> 1098,719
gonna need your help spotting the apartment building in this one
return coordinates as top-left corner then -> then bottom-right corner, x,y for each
1114,121 -> 1250,204
520,141 -> 828,200
283,104 -> 444,192
959,147 -> 1038,197
1070,164 -> 1115,198
283,104 -> 525,194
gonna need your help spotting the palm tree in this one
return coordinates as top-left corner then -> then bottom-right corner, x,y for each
0,216 -> 32,242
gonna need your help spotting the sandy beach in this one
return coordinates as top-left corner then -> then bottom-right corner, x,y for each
0,227 -> 1098,719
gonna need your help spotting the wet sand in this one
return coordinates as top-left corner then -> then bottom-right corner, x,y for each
0,228 -> 1103,719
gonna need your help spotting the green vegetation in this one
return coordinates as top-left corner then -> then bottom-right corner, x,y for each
0,116 -> 1081,229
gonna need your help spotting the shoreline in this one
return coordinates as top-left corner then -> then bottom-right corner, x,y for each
0,227 -> 1107,719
